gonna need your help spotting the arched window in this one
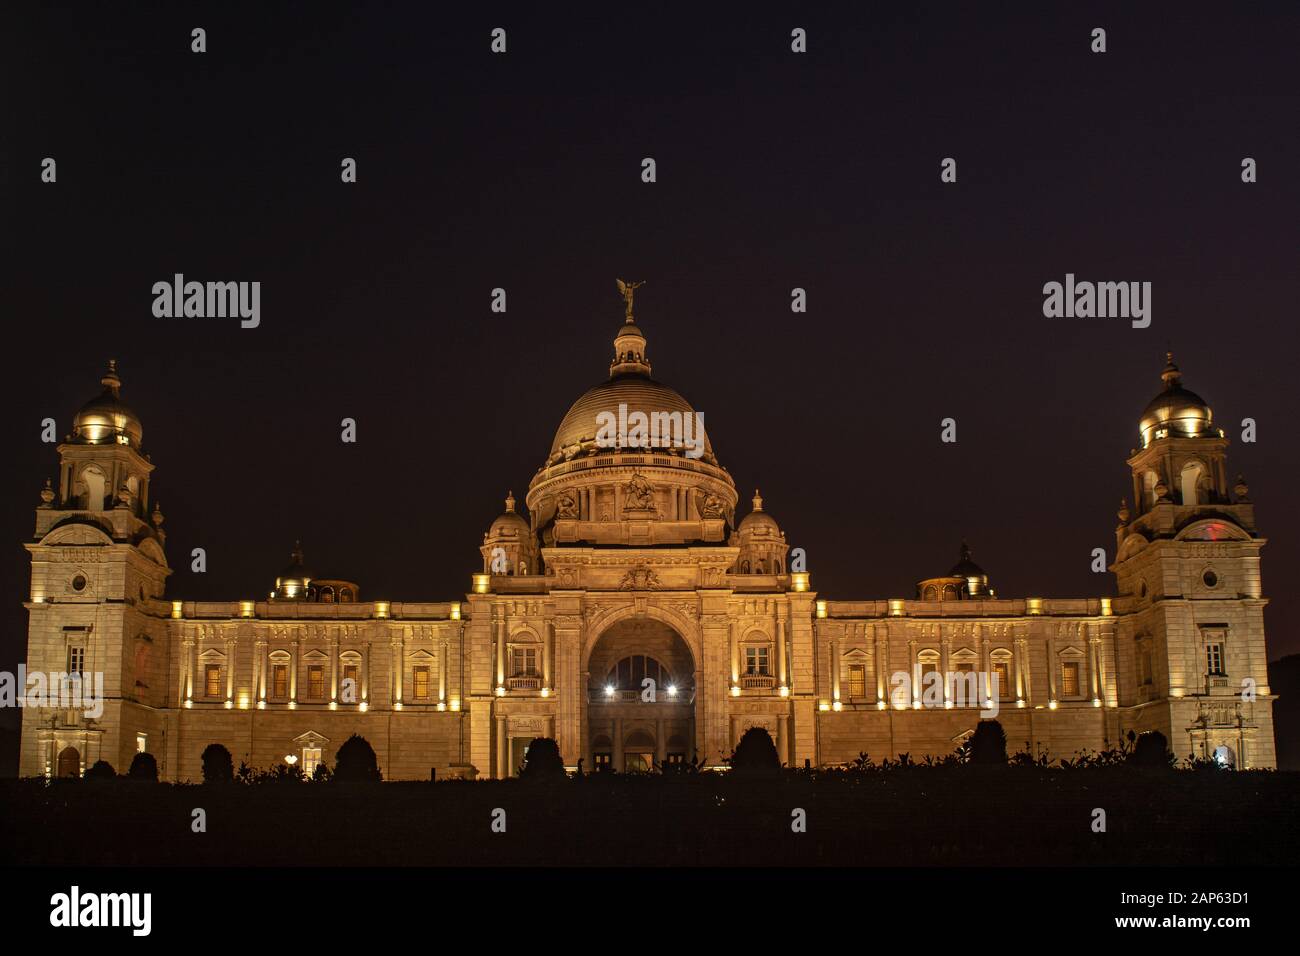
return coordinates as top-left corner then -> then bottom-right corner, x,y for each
1180,460 -> 1206,506
922,585 -> 938,600
606,655 -> 673,693
81,466 -> 106,511
1143,470 -> 1159,508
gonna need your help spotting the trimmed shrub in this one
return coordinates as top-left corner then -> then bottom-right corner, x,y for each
201,743 -> 234,784
85,760 -> 116,780
730,727 -> 781,775
334,734 -> 382,782
1130,730 -> 1173,767
519,737 -> 566,780
127,752 -> 159,781
968,720 -> 1008,765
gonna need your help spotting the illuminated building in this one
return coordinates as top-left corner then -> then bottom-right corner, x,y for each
17,330 -> 1276,779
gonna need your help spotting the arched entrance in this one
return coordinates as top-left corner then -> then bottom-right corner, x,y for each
585,616 -> 696,771
57,746 -> 81,778
1213,744 -> 1236,768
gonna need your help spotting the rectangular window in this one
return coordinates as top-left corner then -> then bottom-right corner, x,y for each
308,665 -> 324,700
342,664 -> 359,700
136,734 -> 147,754
511,647 -> 537,677
1061,661 -> 1081,697
205,664 -> 222,698
272,664 -> 288,699
745,646 -> 770,676
414,666 -> 430,700
1206,643 -> 1225,676
992,661 -> 1011,698
67,646 -> 85,677
847,663 -> 867,699
302,747 -> 321,776
1139,649 -> 1153,686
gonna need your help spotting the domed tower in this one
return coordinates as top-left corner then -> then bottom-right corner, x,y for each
480,492 -> 538,575
53,360 -> 154,521
731,490 -> 787,574
1129,353 -> 1229,512
22,360 -> 170,778
1111,354 -> 1273,767
916,541 -> 994,600
526,283 -> 737,549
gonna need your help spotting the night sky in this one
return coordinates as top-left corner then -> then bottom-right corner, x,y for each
3,2 -> 1298,737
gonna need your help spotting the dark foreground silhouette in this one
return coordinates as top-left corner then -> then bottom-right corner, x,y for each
2,756 -> 1295,866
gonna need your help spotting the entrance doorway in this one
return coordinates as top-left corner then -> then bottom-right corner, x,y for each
57,746 -> 81,778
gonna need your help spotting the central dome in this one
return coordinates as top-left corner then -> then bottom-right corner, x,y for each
543,295 -> 717,467
526,284 -> 738,549
548,373 -> 714,462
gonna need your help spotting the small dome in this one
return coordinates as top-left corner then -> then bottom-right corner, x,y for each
1138,353 -> 1213,448
737,490 -> 779,534
72,360 -> 143,448
489,491 -> 530,536
275,541 -> 312,593
949,540 -> 985,578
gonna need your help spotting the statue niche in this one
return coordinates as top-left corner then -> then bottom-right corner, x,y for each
623,473 -> 657,514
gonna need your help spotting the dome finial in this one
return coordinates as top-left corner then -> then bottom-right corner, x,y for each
609,281 -> 652,377
959,539 -> 971,562
1160,351 -> 1182,389
505,490 -> 516,512
616,278 -> 645,322
101,359 -> 121,396
752,488 -> 763,511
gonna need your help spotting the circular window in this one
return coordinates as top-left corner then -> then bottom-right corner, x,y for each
1202,569 -> 1219,589
71,574 -> 88,592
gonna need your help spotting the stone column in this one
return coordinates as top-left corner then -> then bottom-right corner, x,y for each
361,641 -> 371,704
940,629 -> 951,707
777,616 -> 788,687
439,638 -> 448,704
494,612 -> 506,690
656,717 -> 666,766
1088,625 -> 1101,702
495,715 -> 507,779
729,622 -> 739,685
289,635 -> 299,703
908,638 -> 918,707
330,628 -> 339,703
612,717 -> 623,771
830,638 -> 840,702
391,630 -> 405,706
980,625 -> 991,704
1015,635 -> 1028,702
1047,627 -> 1058,702
542,623 -> 552,689
874,624 -> 888,705
256,636 -> 267,702
224,632 -> 236,704
182,632 -> 195,702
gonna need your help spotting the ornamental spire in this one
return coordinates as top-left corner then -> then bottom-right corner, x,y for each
610,279 -> 652,377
